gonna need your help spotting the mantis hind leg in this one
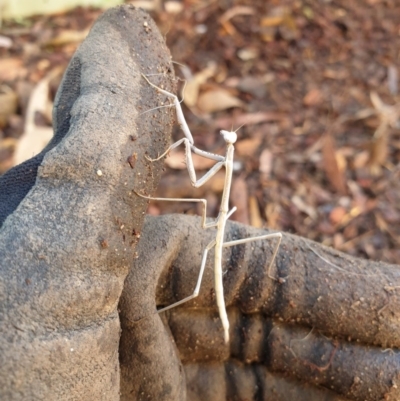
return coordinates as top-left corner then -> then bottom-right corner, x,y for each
223,232 -> 283,282
157,239 -> 216,313
134,191 -> 220,229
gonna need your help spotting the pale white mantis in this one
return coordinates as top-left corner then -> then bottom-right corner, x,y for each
137,74 -> 283,343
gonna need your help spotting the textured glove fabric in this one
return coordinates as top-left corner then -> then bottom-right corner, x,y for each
0,6 -> 175,400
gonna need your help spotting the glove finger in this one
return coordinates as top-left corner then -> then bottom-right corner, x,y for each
0,6 -> 174,400
169,308 -> 400,401
185,362 -> 349,401
138,215 -> 400,349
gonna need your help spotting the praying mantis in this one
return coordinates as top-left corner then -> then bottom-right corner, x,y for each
137,74 -> 283,343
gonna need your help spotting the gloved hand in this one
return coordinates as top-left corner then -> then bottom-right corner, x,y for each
0,6 -> 175,400
120,214 -> 400,401
1,5 -> 399,401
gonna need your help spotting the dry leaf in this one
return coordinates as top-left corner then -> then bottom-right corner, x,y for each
0,137 -> 17,151
197,88 -> 244,113
370,91 -> 399,127
13,68 -> 63,166
237,76 -> 266,98
261,6 -> 298,41
261,15 -> 285,27
368,124 -> 388,175
335,149 -> 347,172
374,212 -> 388,232
235,136 -> 262,156
0,137 -> 16,172
333,233 -> 345,249
259,148 -> 273,178
347,181 -> 367,214
129,1 -> 157,10
368,91 -> 400,175
374,212 -> 400,246
14,126 -> 53,165
215,111 -> 286,128
321,133 -> 347,194
249,196 -> 263,228
219,6 -> 255,35
260,27 -> 275,42
265,203 -> 280,229
0,58 -> 23,81
237,48 -> 259,61
183,63 -> 216,107
291,195 -> 317,219
230,176 -> 249,225
219,6 -> 255,23
207,171 -> 226,193
164,1 -> 183,13
323,69 -> 348,80
353,151 -> 369,169
0,86 -> 18,128
387,65 -> 398,95
329,206 -> 347,225
0,35 -> 12,48
303,88 -> 324,106
45,29 -> 89,47
219,20 -> 236,36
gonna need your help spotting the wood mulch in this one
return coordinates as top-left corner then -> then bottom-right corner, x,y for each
0,0 -> 399,263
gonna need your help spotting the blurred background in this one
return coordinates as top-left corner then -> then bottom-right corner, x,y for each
0,0 -> 399,263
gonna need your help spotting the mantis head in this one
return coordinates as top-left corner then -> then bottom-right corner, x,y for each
220,130 -> 237,144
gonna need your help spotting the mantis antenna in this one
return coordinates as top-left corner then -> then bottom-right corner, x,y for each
136,74 -> 283,343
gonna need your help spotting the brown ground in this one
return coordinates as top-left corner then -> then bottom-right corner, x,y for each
0,0 -> 399,263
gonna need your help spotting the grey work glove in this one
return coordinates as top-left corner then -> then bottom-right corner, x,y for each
120,214 -> 400,401
0,6 -> 175,400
